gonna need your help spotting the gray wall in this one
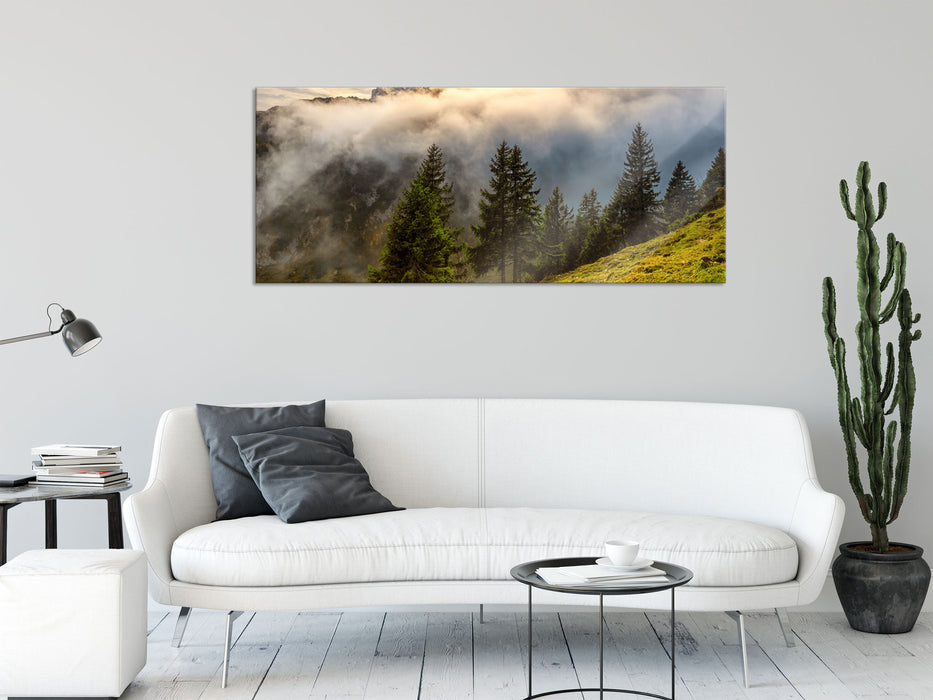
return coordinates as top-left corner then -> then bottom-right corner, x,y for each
1,1 -> 932,610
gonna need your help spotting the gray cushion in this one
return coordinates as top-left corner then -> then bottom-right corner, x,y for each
196,401 -> 325,520
232,425 -> 401,524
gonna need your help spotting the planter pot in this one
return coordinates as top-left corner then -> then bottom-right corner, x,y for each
832,541 -> 931,633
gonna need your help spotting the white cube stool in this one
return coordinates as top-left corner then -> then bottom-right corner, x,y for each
0,549 -> 147,698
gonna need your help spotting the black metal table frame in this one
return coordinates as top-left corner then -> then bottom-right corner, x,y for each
0,489 -> 127,565
512,557 -> 693,700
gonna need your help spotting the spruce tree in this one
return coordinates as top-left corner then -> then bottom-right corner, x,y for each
542,186 -> 573,251
415,143 -> 455,225
566,189 -> 601,268
368,145 -> 461,283
696,147 -> 725,211
613,121 -> 662,245
470,141 -> 512,281
663,160 -> 698,223
470,142 -> 541,282
578,122 -> 662,265
537,186 -> 574,276
506,144 -> 541,282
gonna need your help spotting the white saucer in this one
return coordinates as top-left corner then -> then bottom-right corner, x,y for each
595,557 -> 654,571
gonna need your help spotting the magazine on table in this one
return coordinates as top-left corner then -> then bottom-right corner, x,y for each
536,564 -> 669,587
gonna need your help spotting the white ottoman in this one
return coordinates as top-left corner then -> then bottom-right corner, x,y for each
0,549 -> 147,698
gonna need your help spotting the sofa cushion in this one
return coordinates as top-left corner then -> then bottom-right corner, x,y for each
196,401 -> 325,520
232,426 -> 401,523
170,507 -> 798,587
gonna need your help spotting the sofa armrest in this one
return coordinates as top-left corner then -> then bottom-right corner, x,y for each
123,481 -> 178,605
787,478 -> 845,605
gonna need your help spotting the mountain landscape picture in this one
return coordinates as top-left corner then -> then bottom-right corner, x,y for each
256,87 -> 725,283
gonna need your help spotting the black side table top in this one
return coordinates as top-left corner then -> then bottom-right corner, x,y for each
0,480 -> 132,504
511,556 -> 693,595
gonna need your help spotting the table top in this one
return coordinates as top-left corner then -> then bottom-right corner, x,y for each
510,556 -> 693,596
0,480 -> 132,504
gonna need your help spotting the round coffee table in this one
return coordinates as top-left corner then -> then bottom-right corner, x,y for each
510,556 -> 693,699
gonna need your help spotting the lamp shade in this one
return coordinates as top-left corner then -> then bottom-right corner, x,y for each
60,310 -> 102,356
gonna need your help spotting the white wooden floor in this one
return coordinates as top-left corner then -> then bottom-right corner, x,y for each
120,609 -> 933,699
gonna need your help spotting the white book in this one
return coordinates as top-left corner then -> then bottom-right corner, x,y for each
536,567 -> 669,587
31,444 -> 121,457
556,564 -> 667,582
37,454 -> 123,466
33,463 -> 124,475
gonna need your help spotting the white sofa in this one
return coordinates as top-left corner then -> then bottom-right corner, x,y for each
124,399 -> 844,686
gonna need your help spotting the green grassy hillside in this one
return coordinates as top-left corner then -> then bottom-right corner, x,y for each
548,206 -> 725,283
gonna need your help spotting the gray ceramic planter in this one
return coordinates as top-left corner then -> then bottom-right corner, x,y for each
832,541 -> 931,633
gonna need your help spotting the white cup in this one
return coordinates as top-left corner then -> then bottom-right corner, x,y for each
605,539 -> 639,566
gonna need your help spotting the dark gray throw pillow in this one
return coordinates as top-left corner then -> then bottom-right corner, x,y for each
196,401 -> 325,520
232,425 -> 402,524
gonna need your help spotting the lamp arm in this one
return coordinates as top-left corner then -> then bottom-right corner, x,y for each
0,330 -> 56,346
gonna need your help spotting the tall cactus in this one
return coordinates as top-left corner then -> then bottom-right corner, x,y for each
822,162 -> 921,552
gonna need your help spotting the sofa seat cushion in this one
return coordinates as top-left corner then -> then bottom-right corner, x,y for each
172,508 -> 797,586
170,507 -> 798,588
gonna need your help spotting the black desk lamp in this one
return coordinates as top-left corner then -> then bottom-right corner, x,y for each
0,303 -> 102,356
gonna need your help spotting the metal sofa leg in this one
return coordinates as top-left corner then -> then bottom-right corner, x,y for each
479,604 -> 485,624
171,606 -> 192,648
775,607 -> 796,647
222,610 -> 243,689
725,610 -> 749,688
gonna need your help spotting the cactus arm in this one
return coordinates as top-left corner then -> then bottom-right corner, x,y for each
855,228 -> 879,326
886,383 -> 902,416
856,161 -> 877,230
840,179 -> 856,221
880,232 -> 896,291
831,337 -> 870,522
880,241 -> 906,323
854,180 -> 866,228
880,342 -> 896,405
877,181 -> 888,222
890,289 -> 917,523
881,420 -> 897,523
822,277 -> 840,371
856,318 -> 881,440
850,397 -> 870,448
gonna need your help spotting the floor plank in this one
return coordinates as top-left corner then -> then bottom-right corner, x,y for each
687,612 -> 799,698
517,613 -> 583,698
791,612 -> 904,697
647,610 -> 751,697
601,612 -> 692,699
417,612 -> 473,700
560,610 -> 635,698
308,612 -> 385,699
471,612 -> 527,698
742,612 -> 857,700
253,612 -> 341,700
362,612 -> 428,699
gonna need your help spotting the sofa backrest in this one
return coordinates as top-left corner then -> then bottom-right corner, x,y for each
147,399 -> 817,537
478,400 -> 813,533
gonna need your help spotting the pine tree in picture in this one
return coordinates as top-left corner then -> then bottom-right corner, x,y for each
663,160 -> 698,224
368,145 -> 461,283
469,141 -> 541,283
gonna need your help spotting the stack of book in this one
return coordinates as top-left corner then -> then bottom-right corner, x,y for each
31,444 -> 128,487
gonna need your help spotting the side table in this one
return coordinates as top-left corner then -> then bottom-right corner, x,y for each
0,481 -> 132,564
511,556 -> 693,700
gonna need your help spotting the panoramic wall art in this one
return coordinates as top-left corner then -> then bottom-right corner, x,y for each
255,87 -> 725,283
